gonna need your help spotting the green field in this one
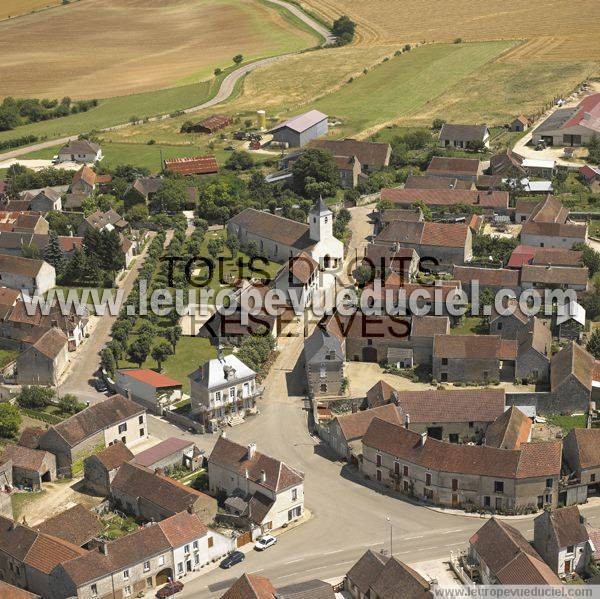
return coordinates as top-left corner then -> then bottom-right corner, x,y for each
312,41 -> 514,136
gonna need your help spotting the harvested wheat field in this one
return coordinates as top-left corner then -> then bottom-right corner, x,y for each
0,0 -> 319,99
0,0 -> 61,21
301,0 -> 600,60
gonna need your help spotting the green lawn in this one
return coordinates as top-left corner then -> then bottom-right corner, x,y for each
313,41 -> 514,137
450,316 -> 487,335
0,348 -> 19,368
11,490 -> 46,519
119,336 -> 217,394
547,414 -> 587,433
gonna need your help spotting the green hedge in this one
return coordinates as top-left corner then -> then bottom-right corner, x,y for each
19,407 -> 63,425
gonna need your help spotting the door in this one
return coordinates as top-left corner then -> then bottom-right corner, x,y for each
452,494 -> 459,507
427,426 -> 443,440
565,559 -> 572,574
362,346 -> 378,363
156,568 -> 172,586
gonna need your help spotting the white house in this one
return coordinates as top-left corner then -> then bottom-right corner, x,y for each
188,354 -> 258,429
438,123 -> 490,149
58,139 -> 103,163
0,254 -> 55,295
273,250 -> 319,309
208,436 -> 304,533
115,368 -> 183,414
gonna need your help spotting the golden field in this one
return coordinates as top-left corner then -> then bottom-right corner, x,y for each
0,0 -> 61,21
0,0 -> 319,99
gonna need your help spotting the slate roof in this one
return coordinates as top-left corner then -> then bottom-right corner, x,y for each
346,549 -> 389,594
277,579 -> 335,599
209,436 -> 304,493
308,139 -> 390,168
269,110 -> 327,134
453,266 -> 519,287
394,388 -> 506,424
304,327 -> 344,365
363,418 -> 561,479
485,407 -> 531,450
426,156 -> 481,177
537,506 -> 589,549
334,404 -> 403,443
370,556 -> 432,599
439,123 -> 488,142
48,394 -> 144,448
90,441 -> 134,471
550,342 -> 594,392
380,188 -> 508,210
110,462 -> 212,514
0,445 -> 52,473
229,208 -> 311,249
221,573 -> 277,599
470,518 -> 560,585
36,504 -> 102,547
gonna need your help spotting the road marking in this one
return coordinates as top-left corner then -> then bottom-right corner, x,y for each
404,535 -> 424,540
526,529 -> 533,532
443,542 -> 462,548
323,549 -> 344,555
250,569 -> 264,573
285,558 -> 304,564
441,529 -> 462,534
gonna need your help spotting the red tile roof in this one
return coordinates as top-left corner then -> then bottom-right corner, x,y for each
119,368 -> 182,388
164,155 -> 219,175
381,188 -> 508,210
427,156 -> 481,177
335,404 -> 403,442
91,441 -> 134,471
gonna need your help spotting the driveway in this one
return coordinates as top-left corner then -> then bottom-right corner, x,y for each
0,158 -> 83,171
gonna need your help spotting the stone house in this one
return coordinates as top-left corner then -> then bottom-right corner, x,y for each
325,404 -> 403,463
0,515 -> 87,598
520,221 -> 588,249
549,342 -> 594,413
131,437 -> 201,473
35,504 -> 103,550
303,326 -> 345,397
484,406 -> 532,450
0,211 -> 49,235
83,441 -> 134,497
452,266 -> 520,300
189,353 -> 259,430
469,518 -> 561,585
407,316 -> 450,364
268,109 -> 328,147
308,138 -> 392,174
520,264 -> 589,293
29,188 -> 62,213
49,511 -> 234,598
208,436 -> 304,532
38,394 -> 147,474
345,550 -> 433,599
115,368 -> 183,415
534,506 -> 593,576
438,124 -> 490,149
0,581 -> 39,598
70,165 -> 97,196
372,220 -> 473,267
362,244 -> 419,282
511,116 -> 530,132
77,209 -> 129,237
361,417 -> 561,511
563,428 -> 600,497
381,187 -> 510,215
58,140 -> 102,163
16,328 -> 69,386
0,445 -> 56,490
489,299 -> 531,339
273,251 -> 319,309
432,334 -> 516,383
332,155 -> 362,188
123,176 -> 163,207
110,462 -> 217,524
405,173 -> 475,190
426,156 -> 482,182
393,388 -> 506,443
0,255 -> 55,295
515,317 -> 552,383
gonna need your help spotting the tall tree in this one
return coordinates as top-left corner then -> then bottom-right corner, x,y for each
43,230 -> 64,273
151,340 -> 173,371
128,335 -> 152,368
0,404 -> 21,439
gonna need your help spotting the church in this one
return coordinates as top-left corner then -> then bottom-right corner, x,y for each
226,198 -> 344,270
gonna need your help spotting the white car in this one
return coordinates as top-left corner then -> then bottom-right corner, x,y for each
255,535 -> 277,551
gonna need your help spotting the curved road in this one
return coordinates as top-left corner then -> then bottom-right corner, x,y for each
0,0 -> 333,163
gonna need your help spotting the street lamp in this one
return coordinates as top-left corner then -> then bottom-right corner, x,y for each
386,516 -> 393,556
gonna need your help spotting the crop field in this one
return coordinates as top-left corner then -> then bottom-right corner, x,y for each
0,0 -> 320,100
0,0 -> 60,21
301,0 -> 600,61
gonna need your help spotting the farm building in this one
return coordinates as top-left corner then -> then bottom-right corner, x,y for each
269,109 -> 328,147
163,155 -> 219,176
426,156 -> 482,182
115,368 -> 183,414
57,140 -> 102,163
511,116 -> 530,132
532,94 -> 600,147
308,138 -> 391,173
438,123 -> 490,149
189,114 -> 233,134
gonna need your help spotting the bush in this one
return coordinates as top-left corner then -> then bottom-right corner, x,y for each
17,386 -> 55,409
0,404 -> 21,439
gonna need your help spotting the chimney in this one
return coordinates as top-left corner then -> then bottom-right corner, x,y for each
154,467 -> 164,476
351,403 -> 358,414
221,430 -> 227,439
260,470 -> 266,483
247,443 -> 256,460
405,413 -> 411,428
99,541 -> 109,556
187,505 -> 193,515
245,468 -> 249,479
420,432 -> 427,446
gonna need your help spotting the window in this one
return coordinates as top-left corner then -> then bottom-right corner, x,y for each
592,474 -> 597,483
215,391 -> 221,402
138,415 -> 144,424
194,554 -> 200,565
376,469 -> 382,481
441,358 -> 448,366
118,422 -> 127,434
376,454 -> 382,467
124,586 -> 131,597
538,495 -> 544,508
484,496 -> 491,507
292,488 -> 298,501
567,545 -> 574,554
425,473 -> 432,486
146,578 -> 153,589
185,544 -> 190,554
158,555 -> 165,566
394,462 -> 400,476
193,541 -> 199,550
91,584 -> 98,597
139,428 -> 145,437
403,465 -> 409,477
123,569 -> 130,579
177,562 -> 184,574
497,322 -> 503,330
449,434 -> 459,444
546,478 -> 553,489
229,387 -> 235,399
208,537 -> 214,548
143,561 -> 150,572
468,421 -> 473,428
494,481 -> 504,494
440,373 -> 448,382
403,480 -> 409,493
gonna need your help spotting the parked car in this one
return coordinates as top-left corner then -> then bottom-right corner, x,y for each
220,550 -> 245,569
156,581 -> 184,598
255,535 -> 277,551
94,378 -> 107,392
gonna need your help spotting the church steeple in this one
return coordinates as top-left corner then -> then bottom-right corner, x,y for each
309,196 -> 332,242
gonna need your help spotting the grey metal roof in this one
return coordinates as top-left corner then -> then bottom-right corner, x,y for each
534,107 -> 578,133
303,328 -> 344,364
269,109 -> 327,134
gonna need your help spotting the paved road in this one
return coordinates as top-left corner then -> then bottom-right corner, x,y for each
0,0 -> 333,163
58,232 -> 157,404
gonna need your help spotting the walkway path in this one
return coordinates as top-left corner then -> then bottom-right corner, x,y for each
0,1 -> 333,163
